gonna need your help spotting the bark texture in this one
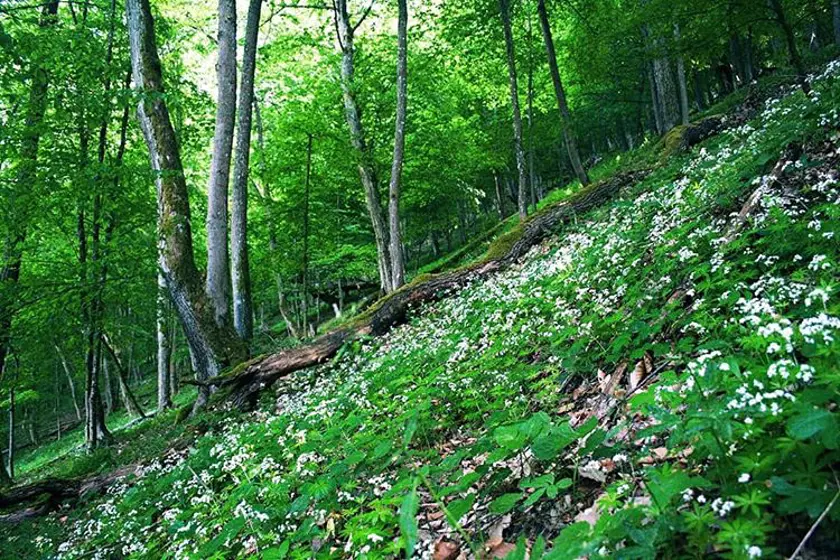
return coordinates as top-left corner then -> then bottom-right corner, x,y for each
206,0 -> 238,326
388,0 -> 408,290
834,0 -> 840,46
126,0 -> 246,409
536,0 -> 589,186
231,0 -> 262,342
156,272 -> 173,410
499,0 -> 529,219
674,24 -> 690,125
335,0 -> 393,292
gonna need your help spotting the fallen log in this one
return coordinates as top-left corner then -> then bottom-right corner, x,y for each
214,168 -> 650,410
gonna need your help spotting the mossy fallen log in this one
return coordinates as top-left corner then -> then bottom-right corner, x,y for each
212,168 -> 651,410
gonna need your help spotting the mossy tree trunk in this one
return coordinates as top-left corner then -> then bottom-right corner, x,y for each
126,0 -> 247,410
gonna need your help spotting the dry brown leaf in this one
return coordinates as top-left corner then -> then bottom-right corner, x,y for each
434,539 -> 460,560
574,501 -> 601,527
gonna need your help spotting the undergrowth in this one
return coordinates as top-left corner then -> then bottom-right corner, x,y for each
6,62 -> 840,560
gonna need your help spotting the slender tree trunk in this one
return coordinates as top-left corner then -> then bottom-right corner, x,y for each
334,0 -> 393,292
102,352 -> 114,415
494,172 -> 505,220
674,24 -> 690,125
55,345 -> 83,421
834,0 -> 840,46
388,0 -> 408,290
101,334 -> 146,419
0,0 -> 59,380
156,272 -> 173,411
769,0 -> 811,94
206,0 -> 237,327
7,385 -> 14,480
526,10 -> 537,212
302,134 -> 313,336
499,0 -> 529,219
126,0 -> 247,410
231,0 -> 262,342
536,0 -> 589,186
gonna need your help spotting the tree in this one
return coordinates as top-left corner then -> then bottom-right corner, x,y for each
206,0 -> 238,326
231,0 -> 263,341
0,0 -> 59,384
334,0 -> 394,293
125,0 -> 246,409
535,0 -> 589,186
388,0 -> 409,290
498,0 -> 529,219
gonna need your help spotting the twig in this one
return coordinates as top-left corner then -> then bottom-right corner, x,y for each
787,486 -> 840,560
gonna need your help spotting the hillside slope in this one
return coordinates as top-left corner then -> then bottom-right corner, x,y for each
7,62 -> 840,559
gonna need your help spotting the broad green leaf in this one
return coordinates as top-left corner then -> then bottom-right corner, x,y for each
489,493 -> 521,514
400,481 -> 420,557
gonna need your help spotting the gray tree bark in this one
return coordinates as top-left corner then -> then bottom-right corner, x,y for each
652,46 -> 680,132
536,0 -> 589,186
206,0 -> 237,327
156,272 -> 173,410
126,0 -> 247,410
674,24 -> 690,126
231,0 -> 262,342
388,0 -> 408,290
499,0 -> 529,219
334,0 -> 393,293
54,344 -> 83,421
101,334 -> 146,419
834,0 -> 840,46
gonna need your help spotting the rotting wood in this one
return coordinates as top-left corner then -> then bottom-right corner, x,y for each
212,168 -> 650,410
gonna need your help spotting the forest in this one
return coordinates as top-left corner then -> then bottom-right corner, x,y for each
1,0 -> 840,557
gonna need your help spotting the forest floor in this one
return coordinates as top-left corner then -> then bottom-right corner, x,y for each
3,61 -> 840,559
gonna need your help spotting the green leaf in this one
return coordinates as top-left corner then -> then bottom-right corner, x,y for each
198,517 -> 246,557
521,487 -> 546,509
262,541 -> 290,560
489,493 -> 521,514
494,425 -> 527,451
447,494 -> 476,521
400,480 -> 420,557
533,423 -> 577,460
788,408 -> 835,443
403,410 -> 419,449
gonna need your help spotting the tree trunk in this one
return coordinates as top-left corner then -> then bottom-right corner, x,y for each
54,345 -> 83,421
302,134 -> 313,336
834,0 -> 840,46
674,24 -> 690,126
769,0 -> 810,94
526,10 -> 537,213
334,0 -> 392,293
7,385 -> 14,480
156,272 -> 173,411
231,0 -> 262,342
101,334 -> 146,419
102,352 -> 114,415
388,0 -> 408,290
494,172 -> 505,220
0,0 -> 59,380
536,0 -> 589,186
126,0 -> 247,410
205,0 -> 237,327
499,0 -> 529,219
